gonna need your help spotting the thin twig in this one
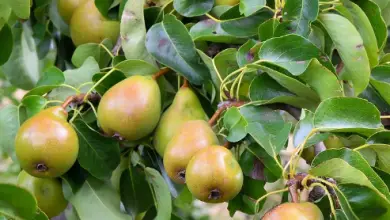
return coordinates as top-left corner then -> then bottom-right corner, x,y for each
208,100 -> 247,126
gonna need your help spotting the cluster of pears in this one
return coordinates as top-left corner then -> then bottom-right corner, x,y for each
262,202 -> 324,220
57,0 -> 120,46
154,85 -> 244,203
14,106 -> 78,217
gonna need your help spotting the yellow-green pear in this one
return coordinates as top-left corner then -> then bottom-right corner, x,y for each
97,75 -> 161,141
70,0 -> 120,46
15,106 -> 79,178
163,120 -> 219,184
57,0 -> 88,24
323,134 -> 344,149
154,87 -> 207,156
262,202 -> 324,220
186,146 -> 243,203
215,0 -> 240,6
17,170 -> 68,218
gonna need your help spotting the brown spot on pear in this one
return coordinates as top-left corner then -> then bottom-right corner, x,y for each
15,106 -> 79,178
70,0 -> 120,46
186,146 -> 243,203
262,202 -> 324,220
154,87 -> 208,156
163,120 -> 218,184
97,75 -> 161,141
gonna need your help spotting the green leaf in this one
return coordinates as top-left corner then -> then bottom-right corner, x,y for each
370,65 -> 390,106
25,66 -> 65,97
308,25 -> 325,51
49,0 -> 70,36
220,8 -> 273,37
281,0 -> 319,37
48,57 -> 99,101
2,23 -> 40,90
0,183 -> 37,220
371,0 -> 390,9
70,177 -> 130,220
145,168 -> 172,220
61,163 -> 88,199
354,0 -> 388,50
189,19 -> 246,44
258,34 -> 334,75
212,48 -> 239,81
6,0 -> 30,19
239,0 -> 266,16
174,0 -> 213,17
34,209 -> 49,220
318,13 -> 370,95
72,39 -> 113,68
237,39 -> 260,67
249,74 -> 318,109
0,24 -> 13,65
92,70 -> 126,95
0,4 -> 11,30
114,59 -> 159,77
146,14 -> 210,85
121,0 -> 156,65
312,148 -> 390,199
20,96 -> 46,118
383,3 -> 390,25
293,109 -> 326,148
72,120 -> 120,180
336,0 -> 379,67
359,84 -> 390,113
258,18 -> 279,42
223,107 -> 248,142
0,105 -> 20,161
313,97 -> 383,136
120,166 -> 154,218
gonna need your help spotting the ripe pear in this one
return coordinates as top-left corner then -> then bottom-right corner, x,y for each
262,202 -> 324,220
97,75 -> 161,141
164,120 -> 218,184
70,0 -> 120,46
215,0 -> 240,6
186,146 -> 243,203
57,0 -> 88,24
323,134 -> 344,149
15,106 -> 79,178
17,170 -> 68,218
154,87 -> 208,156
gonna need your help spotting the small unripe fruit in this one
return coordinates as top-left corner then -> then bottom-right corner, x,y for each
186,146 -> 243,203
17,170 -> 68,218
262,202 -> 324,220
323,134 -> 344,149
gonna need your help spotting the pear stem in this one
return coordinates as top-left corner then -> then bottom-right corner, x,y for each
61,93 -> 101,109
208,100 -> 247,126
182,78 -> 189,88
152,68 -> 170,80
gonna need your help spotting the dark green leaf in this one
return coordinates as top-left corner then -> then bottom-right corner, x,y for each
0,183 -> 37,219
21,96 -> 46,118
174,0 -> 213,17
0,24 -> 13,65
318,13 -> 370,95
258,18 -> 279,41
370,65 -> 390,105
282,0 -> 319,36
72,39 -> 113,68
25,66 -> 65,97
72,120 -> 120,180
313,97 -> 383,136
146,15 -> 210,85
92,70 -> 126,95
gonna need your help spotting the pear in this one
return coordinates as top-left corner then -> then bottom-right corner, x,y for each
186,145 -> 243,203
215,0 -> 240,6
262,202 -> 324,220
70,0 -> 120,46
323,134 -> 344,149
163,120 -> 219,184
17,170 -> 68,218
154,87 -> 207,156
57,0 -> 88,24
97,75 -> 161,141
15,106 -> 79,178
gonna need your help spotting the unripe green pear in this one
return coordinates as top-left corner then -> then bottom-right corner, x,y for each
163,120 -> 219,184
15,106 -> 79,178
97,75 -> 161,141
323,134 -> 344,149
186,146 -> 243,203
57,0 -> 88,24
302,146 -> 315,163
17,170 -> 68,218
154,87 -> 208,156
215,0 -> 240,6
70,0 -> 120,46
262,202 -> 324,220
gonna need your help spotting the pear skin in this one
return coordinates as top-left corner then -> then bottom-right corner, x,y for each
262,202 -> 324,220
15,106 -> 79,178
97,75 -> 161,141
57,0 -> 88,24
17,170 -> 68,218
154,87 -> 207,156
163,120 -> 219,184
215,0 -> 240,6
186,146 -> 243,203
70,0 -> 120,46
323,134 -> 344,149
